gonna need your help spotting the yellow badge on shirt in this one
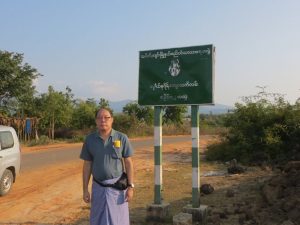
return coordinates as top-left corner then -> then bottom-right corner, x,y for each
114,140 -> 121,148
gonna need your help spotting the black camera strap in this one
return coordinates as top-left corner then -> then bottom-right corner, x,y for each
93,177 -> 115,187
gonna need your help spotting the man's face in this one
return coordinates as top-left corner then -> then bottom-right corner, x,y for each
95,109 -> 113,132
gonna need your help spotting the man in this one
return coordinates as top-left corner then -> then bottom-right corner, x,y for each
80,107 -> 134,225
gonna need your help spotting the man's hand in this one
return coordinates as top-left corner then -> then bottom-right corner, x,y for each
126,187 -> 134,202
83,190 -> 91,203
82,160 -> 92,203
124,157 -> 134,202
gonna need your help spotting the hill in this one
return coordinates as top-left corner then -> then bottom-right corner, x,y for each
109,99 -> 133,113
109,100 -> 234,114
199,104 -> 234,114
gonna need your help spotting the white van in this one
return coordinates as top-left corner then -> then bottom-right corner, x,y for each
0,125 -> 21,196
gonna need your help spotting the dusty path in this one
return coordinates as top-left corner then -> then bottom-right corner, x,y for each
0,160 -> 84,224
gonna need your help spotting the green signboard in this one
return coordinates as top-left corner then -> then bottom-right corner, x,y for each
138,45 -> 215,105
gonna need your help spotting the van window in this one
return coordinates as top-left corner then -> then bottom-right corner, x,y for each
0,131 -> 14,150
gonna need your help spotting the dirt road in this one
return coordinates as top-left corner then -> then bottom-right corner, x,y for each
0,157 -> 84,224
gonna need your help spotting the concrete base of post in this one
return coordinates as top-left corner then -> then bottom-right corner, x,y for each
182,204 -> 208,224
146,202 -> 170,222
173,212 -> 193,225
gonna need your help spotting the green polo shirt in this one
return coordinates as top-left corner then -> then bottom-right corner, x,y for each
80,129 -> 134,182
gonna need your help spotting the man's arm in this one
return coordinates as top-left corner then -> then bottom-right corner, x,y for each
82,160 -> 92,203
124,156 -> 134,202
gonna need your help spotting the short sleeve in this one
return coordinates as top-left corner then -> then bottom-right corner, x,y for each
80,140 -> 93,161
122,135 -> 134,158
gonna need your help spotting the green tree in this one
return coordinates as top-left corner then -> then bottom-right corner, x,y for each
113,113 -> 134,134
72,99 -> 97,129
98,98 -> 113,114
163,106 -> 187,125
0,50 -> 41,115
98,98 -> 109,108
38,86 -> 74,139
123,101 -> 153,125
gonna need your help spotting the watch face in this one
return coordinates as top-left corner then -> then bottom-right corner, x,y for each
129,183 -> 134,188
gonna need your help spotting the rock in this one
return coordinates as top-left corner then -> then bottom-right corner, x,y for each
287,208 -> 300,224
227,159 -> 246,174
173,212 -> 192,225
261,182 -> 283,205
284,161 -> 300,173
238,214 -> 246,225
219,212 -> 228,219
223,207 -> 233,215
226,189 -> 235,197
234,207 -> 242,214
230,158 -> 238,167
258,161 -> 300,224
244,208 -> 255,221
228,165 -> 246,174
280,220 -> 295,225
200,184 -> 214,195
282,199 -> 298,212
260,161 -> 272,171
208,214 -> 220,225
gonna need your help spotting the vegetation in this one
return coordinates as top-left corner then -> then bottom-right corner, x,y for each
206,89 -> 300,165
122,101 -> 153,125
162,105 -> 187,125
199,113 -> 227,135
38,86 -> 74,139
0,50 -> 41,115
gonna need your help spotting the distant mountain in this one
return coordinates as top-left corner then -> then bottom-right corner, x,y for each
109,100 -> 234,114
199,104 -> 234,115
109,99 -> 133,113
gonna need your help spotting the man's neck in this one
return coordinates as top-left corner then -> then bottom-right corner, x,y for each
98,129 -> 112,140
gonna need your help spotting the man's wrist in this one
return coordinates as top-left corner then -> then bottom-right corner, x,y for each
128,183 -> 135,188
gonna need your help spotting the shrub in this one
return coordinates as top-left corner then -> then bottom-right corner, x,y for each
27,135 -> 52,146
68,135 -> 85,143
206,91 -> 300,165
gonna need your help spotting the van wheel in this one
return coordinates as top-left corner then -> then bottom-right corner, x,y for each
0,169 -> 13,196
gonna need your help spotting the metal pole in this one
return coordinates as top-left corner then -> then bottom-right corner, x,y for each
191,105 -> 200,208
154,106 -> 162,204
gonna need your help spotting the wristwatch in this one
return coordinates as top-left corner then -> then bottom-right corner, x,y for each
128,183 -> 135,188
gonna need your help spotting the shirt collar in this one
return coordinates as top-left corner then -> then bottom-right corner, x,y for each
95,129 -> 116,140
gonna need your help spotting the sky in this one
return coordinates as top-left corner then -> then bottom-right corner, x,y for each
1,0 -> 300,106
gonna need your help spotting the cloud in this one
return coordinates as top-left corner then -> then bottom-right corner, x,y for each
87,80 -> 120,99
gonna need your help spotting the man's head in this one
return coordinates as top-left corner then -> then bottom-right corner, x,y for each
95,107 -> 114,133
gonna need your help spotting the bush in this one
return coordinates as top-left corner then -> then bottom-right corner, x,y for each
113,114 -> 135,134
27,135 -> 52,146
68,135 -> 85,143
206,91 -> 300,165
